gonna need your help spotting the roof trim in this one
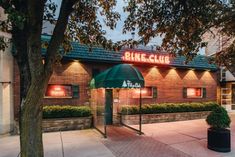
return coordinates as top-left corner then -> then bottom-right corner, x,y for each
41,35 -> 218,71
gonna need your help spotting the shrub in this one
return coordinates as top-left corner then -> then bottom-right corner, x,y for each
43,105 -> 92,119
121,102 -> 218,115
206,106 -> 231,129
121,106 -> 139,115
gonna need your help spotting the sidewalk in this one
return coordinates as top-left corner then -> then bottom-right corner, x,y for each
0,128 -> 189,157
131,114 -> 235,157
0,114 -> 234,157
103,126 -> 190,157
0,130 -> 115,157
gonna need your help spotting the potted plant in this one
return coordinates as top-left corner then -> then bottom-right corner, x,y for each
206,106 -> 231,152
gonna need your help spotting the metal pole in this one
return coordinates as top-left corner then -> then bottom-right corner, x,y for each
104,89 -> 107,138
104,117 -> 107,138
139,88 -> 142,135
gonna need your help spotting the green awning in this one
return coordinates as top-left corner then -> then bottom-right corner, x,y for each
90,64 -> 144,89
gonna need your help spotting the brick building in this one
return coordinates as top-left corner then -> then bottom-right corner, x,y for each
13,35 -> 218,122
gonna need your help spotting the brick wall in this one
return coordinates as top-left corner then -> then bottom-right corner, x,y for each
13,60 -> 114,118
13,116 -> 92,134
120,65 -> 217,105
111,65 -> 217,114
120,111 -> 211,125
13,60 -> 217,119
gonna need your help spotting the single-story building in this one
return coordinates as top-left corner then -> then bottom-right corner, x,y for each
12,35 -> 218,125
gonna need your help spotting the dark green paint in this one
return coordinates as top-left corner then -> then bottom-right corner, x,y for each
203,88 -> 207,98
105,89 -> 113,125
90,64 -> 145,89
72,85 -> 79,98
153,87 -> 158,98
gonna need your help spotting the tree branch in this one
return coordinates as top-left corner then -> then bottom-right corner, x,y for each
44,0 -> 77,76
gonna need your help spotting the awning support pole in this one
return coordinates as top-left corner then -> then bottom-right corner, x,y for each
139,88 -> 142,135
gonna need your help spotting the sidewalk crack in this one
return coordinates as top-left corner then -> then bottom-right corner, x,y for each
60,131 -> 65,157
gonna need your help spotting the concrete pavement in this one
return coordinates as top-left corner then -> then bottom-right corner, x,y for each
0,130 -> 115,157
131,114 -> 235,157
103,126 -> 189,157
0,114 -> 234,157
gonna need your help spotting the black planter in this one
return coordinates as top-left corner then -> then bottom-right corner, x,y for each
207,128 -> 231,152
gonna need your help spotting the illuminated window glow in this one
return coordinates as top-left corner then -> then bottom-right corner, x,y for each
133,87 -> 153,98
45,85 -> 72,98
187,88 -> 202,98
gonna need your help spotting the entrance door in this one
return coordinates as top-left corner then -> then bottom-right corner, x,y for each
105,89 -> 113,125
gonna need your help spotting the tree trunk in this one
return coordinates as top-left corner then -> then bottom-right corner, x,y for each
19,76 -> 49,157
10,1 -> 76,156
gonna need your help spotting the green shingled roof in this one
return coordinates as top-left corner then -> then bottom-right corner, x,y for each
41,35 -> 217,71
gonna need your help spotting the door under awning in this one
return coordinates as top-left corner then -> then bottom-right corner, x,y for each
90,64 -> 145,137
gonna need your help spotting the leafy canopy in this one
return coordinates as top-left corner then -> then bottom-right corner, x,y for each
123,0 -> 235,71
0,0 -> 121,52
1,0 -> 235,73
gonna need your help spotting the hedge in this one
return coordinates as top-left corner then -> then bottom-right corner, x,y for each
43,105 -> 92,119
120,102 -> 218,115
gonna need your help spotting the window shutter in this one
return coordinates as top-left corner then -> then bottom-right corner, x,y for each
203,88 -> 207,98
183,87 -> 187,98
72,85 -> 79,98
153,87 -> 157,98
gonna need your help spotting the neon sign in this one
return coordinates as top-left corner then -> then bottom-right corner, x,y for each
49,86 -> 66,97
45,85 -> 72,98
122,51 -> 170,64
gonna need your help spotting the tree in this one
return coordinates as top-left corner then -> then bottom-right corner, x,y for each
0,0 -> 119,157
123,0 -> 235,75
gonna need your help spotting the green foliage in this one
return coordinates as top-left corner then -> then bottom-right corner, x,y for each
64,0 -> 121,52
121,102 -> 218,115
123,0 -> 235,75
0,37 -> 8,51
206,106 -> 231,129
43,105 -> 92,119
0,0 -> 121,52
124,0 -> 222,55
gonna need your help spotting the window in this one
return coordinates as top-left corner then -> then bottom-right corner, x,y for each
133,87 -> 157,98
187,88 -> 202,98
45,84 -> 79,98
183,87 -> 206,98
221,68 -> 226,81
